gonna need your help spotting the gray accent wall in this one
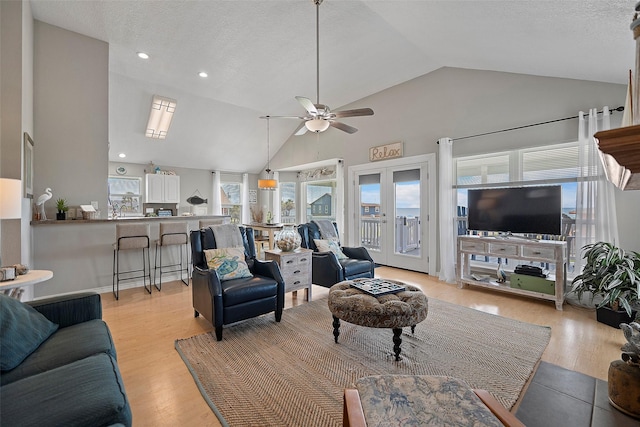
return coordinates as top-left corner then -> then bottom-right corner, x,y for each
270,67 -> 639,252
33,21 -> 109,220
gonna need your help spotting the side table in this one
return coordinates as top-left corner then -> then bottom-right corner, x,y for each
265,248 -> 313,301
0,270 -> 53,300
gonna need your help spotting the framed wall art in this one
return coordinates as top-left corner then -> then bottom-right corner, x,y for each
23,132 -> 34,198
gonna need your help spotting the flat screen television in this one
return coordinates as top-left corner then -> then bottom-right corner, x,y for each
467,186 -> 562,235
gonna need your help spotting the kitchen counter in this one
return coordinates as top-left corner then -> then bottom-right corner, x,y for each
31,215 -> 229,226
30,215 -> 230,298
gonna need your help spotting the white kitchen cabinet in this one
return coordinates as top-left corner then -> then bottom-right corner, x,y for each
145,174 -> 180,203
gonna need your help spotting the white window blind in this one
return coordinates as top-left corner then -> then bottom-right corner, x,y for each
456,154 -> 510,186
522,145 -> 579,181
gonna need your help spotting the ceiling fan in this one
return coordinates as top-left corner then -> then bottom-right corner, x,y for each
263,0 -> 374,135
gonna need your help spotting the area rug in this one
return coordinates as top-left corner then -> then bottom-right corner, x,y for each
175,297 -> 551,427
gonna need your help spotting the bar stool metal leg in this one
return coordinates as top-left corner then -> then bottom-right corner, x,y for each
112,223 -> 152,299
154,223 -> 190,291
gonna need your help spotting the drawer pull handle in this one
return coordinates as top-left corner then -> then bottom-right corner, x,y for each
293,281 -> 300,285
300,258 -> 308,262
286,260 -> 294,264
533,251 -> 541,255
294,270 -> 301,274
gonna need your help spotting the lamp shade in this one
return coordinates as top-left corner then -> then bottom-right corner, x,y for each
258,178 -> 278,190
0,178 -> 22,219
305,118 -> 330,133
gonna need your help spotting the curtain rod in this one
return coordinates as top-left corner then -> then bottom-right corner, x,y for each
439,106 -> 625,143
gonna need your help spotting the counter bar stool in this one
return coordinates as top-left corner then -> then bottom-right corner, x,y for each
112,223 -> 152,300
154,222 -> 190,290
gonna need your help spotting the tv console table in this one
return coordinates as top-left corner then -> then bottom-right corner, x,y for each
456,235 -> 567,310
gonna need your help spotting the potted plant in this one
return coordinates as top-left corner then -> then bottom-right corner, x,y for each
570,242 -> 640,328
608,322 -> 640,418
55,198 -> 69,220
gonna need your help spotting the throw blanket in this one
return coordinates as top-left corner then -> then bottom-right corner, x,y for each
312,219 -> 339,240
211,224 -> 244,248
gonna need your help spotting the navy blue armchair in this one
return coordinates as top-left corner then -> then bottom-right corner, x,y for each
297,222 -> 375,288
190,226 -> 285,340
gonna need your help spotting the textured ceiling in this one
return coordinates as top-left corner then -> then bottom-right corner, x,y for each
29,0 -> 635,173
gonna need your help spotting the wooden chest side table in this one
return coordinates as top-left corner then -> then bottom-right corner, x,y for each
265,248 -> 313,301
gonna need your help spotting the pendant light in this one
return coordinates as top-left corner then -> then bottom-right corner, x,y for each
258,116 -> 278,190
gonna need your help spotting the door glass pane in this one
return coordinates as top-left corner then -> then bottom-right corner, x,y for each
280,182 -> 296,224
394,170 -> 420,256
359,175 -> 381,251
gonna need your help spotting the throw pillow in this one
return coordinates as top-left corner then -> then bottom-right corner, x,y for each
314,239 -> 348,260
204,247 -> 253,281
0,294 -> 59,371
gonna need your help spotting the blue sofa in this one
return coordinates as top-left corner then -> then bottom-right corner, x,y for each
0,292 -> 132,426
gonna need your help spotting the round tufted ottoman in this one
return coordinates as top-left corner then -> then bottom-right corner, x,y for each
328,279 -> 428,361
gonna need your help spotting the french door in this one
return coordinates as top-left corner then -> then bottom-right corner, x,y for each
348,154 -> 436,274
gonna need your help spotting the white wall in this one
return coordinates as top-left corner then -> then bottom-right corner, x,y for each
33,21 -> 109,221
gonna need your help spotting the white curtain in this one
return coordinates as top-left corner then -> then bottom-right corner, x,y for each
574,107 -> 619,275
271,171 -> 281,223
241,173 -> 250,224
211,171 -> 222,215
438,137 -> 456,283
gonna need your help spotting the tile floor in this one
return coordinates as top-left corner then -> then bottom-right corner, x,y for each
516,361 -> 638,427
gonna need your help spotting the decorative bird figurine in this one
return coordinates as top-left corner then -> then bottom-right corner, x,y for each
36,188 -> 52,220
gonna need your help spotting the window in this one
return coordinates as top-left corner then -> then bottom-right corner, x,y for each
221,182 -> 242,223
108,176 -> 142,216
454,142 -> 580,273
305,180 -> 336,222
364,206 -> 369,213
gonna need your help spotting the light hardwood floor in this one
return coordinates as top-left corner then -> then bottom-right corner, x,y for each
101,267 -> 624,427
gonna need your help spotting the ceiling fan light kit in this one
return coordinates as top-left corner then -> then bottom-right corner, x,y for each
305,118 -> 330,133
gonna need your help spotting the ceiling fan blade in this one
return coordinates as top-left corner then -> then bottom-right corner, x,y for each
294,122 -> 308,136
332,108 -> 374,118
330,121 -> 358,134
295,96 -> 318,116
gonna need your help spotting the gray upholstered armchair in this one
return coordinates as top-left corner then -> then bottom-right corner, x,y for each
190,225 -> 285,340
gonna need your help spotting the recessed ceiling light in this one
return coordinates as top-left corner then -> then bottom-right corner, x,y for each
137,52 -> 149,59
198,71 -> 208,78
118,153 -> 126,158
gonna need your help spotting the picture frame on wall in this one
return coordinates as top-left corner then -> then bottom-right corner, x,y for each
23,132 -> 34,198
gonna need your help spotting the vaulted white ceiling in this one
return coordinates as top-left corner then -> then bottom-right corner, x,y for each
30,0 -> 635,173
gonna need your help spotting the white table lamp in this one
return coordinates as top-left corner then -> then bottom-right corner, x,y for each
0,178 -> 22,219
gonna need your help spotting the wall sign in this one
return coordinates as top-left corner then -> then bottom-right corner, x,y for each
248,189 -> 257,204
369,142 -> 403,162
